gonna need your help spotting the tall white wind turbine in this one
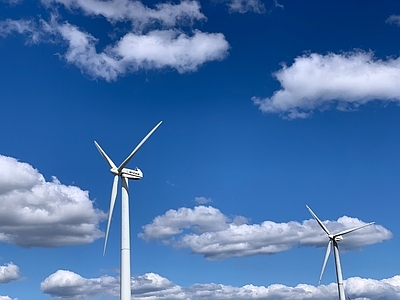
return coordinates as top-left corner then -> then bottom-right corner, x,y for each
95,121 -> 162,300
306,205 -> 374,300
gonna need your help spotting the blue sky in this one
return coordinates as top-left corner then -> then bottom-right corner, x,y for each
0,0 -> 400,299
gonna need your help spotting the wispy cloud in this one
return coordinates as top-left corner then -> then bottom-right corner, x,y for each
0,19 -> 48,44
273,0 -> 284,10
0,0 -> 230,81
0,155 -> 106,247
386,15 -> 400,26
194,196 -> 212,204
166,181 -> 178,187
139,206 -> 392,259
41,0 -> 206,29
227,0 -> 265,14
1,0 -> 23,5
252,50 -> 400,119
41,270 -> 400,300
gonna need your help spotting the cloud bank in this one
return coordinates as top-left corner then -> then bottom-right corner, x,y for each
41,270 -> 400,300
0,0 -> 230,80
252,51 -> 400,119
41,270 -> 179,299
0,155 -> 106,247
139,206 -> 391,259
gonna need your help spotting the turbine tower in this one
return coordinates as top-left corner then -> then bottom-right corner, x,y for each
306,205 -> 374,300
95,121 -> 162,300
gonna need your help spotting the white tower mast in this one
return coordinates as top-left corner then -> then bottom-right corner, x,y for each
306,205 -> 374,300
95,121 -> 162,300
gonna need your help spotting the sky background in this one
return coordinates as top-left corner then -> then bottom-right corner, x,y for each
0,0 -> 400,299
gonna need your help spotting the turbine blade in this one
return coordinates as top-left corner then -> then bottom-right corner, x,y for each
94,141 -> 117,169
103,175 -> 119,256
118,121 -> 162,172
334,222 -> 375,237
319,240 -> 332,285
306,205 -> 331,235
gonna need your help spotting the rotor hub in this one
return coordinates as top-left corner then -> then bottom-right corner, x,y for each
110,168 -> 119,176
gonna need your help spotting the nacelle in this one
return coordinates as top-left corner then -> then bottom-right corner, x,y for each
334,235 -> 343,242
121,167 -> 143,180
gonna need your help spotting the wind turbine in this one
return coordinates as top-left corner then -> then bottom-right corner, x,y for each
94,121 -> 162,300
306,205 -> 374,300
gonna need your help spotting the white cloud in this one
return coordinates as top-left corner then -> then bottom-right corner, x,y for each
386,15 -> 400,26
40,270 -> 118,299
41,270 -> 181,299
41,270 -> 400,299
0,155 -> 106,247
56,22 -> 122,81
1,0 -> 22,5
110,29 -> 229,73
218,0 -> 283,14
252,51 -> 400,119
139,206 -> 392,259
0,0 -> 230,80
227,0 -> 265,14
0,263 -> 19,284
346,276 -> 400,300
139,206 -> 230,241
194,196 -> 212,204
0,19 -> 45,44
0,297 -> 17,300
41,0 -> 206,29
273,0 -> 284,10
0,17 -> 229,81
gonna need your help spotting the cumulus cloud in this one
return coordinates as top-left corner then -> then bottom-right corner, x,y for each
0,0 -> 229,80
346,276 -> 400,300
0,262 -> 19,300
0,263 -> 19,284
41,270 -> 180,299
139,206 -> 391,259
41,270 -> 400,299
0,155 -> 106,247
139,206 -> 230,241
40,270 -> 118,299
252,51 -> 400,119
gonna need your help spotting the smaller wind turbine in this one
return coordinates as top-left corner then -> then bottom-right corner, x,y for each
95,121 -> 162,300
306,205 -> 374,300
